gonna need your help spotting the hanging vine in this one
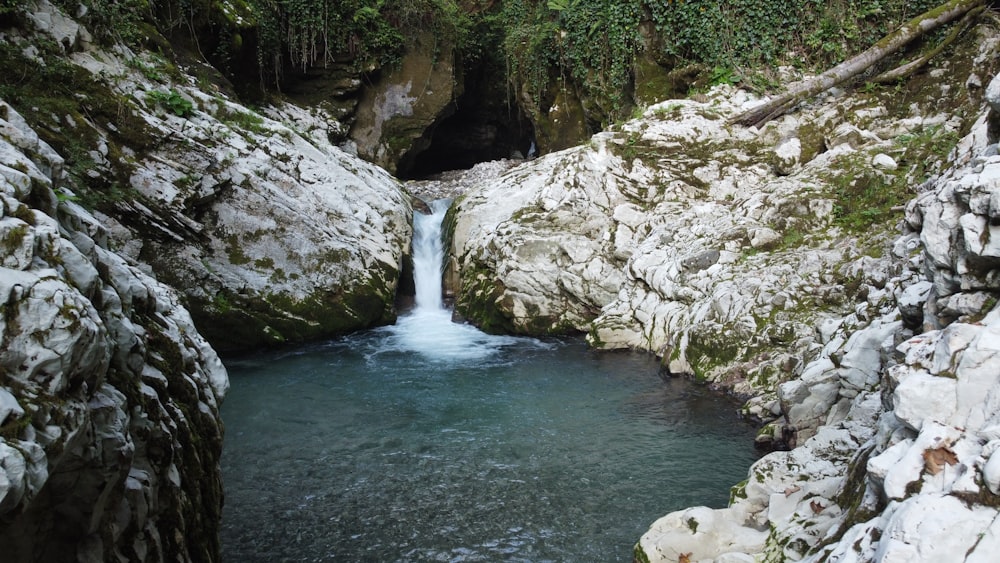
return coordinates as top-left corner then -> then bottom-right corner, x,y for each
246,0 -> 473,88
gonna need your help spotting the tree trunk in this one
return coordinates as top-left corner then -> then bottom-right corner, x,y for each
731,0 -> 986,128
873,5 -> 985,84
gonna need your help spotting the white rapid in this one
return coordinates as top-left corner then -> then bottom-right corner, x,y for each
378,199 -> 526,361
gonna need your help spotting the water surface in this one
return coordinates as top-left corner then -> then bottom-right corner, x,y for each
220,336 -> 758,562
220,198 -> 759,561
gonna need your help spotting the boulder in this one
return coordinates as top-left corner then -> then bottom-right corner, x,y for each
59,48 -> 413,354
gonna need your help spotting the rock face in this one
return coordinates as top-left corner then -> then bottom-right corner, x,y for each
349,31 -> 458,175
450,85 -> 919,397
109,93 -> 413,354
635,40 -> 1000,563
2,4 -> 413,354
0,100 -> 228,561
448,21 -> 1000,563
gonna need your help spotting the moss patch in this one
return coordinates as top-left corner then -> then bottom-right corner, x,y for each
455,265 -> 515,335
0,39 -> 152,212
682,324 -> 745,382
187,263 -> 399,354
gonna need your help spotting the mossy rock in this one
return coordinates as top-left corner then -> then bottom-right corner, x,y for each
187,267 -> 398,354
455,267 -> 515,335
681,324 -> 746,382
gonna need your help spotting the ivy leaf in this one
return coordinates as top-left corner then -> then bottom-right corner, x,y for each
547,0 -> 576,12
354,6 -> 380,24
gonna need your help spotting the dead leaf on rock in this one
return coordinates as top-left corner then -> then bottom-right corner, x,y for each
784,485 -> 801,497
810,499 -> 824,514
678,553 -> 692,563
923,445 -> 958,475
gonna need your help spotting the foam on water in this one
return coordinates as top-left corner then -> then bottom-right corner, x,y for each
378,198 -> 536,362
377,308 -> 530,362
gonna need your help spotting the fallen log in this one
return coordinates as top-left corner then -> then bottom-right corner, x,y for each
731,0 -> 986,128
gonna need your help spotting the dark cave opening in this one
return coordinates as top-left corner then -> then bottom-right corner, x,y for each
396,65 -> 535,180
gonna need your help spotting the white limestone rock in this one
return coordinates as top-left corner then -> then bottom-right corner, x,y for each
838,317 -> 901,396
25,0 -> 91,52
57,47 -> 413,353
0,99 -> 228,561
773,137 -> 802,175
986,72 -> 1000,114
637,505 -> 768,563
779,357 -> 839,441
875,495 -> 998,561
898,280 -> 933,328
636,33 -> 1000,563
872,153 -> 898,171
452,84 -> 908,398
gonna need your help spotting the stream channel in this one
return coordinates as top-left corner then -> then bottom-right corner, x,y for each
219,200 -> 760,562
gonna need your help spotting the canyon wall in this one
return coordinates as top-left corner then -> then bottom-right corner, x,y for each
1,99 -> 228,561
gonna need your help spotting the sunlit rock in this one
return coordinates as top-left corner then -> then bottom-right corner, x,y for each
450,83 -> 913,398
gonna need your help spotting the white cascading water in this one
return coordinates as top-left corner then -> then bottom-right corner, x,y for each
380,198 -> 522,361
412,199 -> 450,310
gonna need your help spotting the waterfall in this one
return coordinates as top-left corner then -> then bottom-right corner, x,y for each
376,198 -> 526,361
412,199 -> 450,311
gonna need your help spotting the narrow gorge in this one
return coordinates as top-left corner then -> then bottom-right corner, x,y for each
3,1 -> 1000,562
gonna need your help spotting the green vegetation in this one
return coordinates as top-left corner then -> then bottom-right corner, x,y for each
5,0 -> 955,126
500,0 -> 946,126
829,124 -> 959,232
247,0 -> 477,85
216,105 -> 267,134
0,38 -> 150,211
632,544 -> 652,563
146,89 -> 194,117
729,478 -> 749,503
52,0 -> 148,45
645,0 -> 941,70
0,0 -> 19,16
127,56 -> 166,82
1,223 -> 29,254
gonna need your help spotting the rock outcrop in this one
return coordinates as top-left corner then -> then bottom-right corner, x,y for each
637,98 -> 1000,559
1,2 -> 414,354
1,99 -> 228,561
349,30 -> 459,175
450,82 -> 924,399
